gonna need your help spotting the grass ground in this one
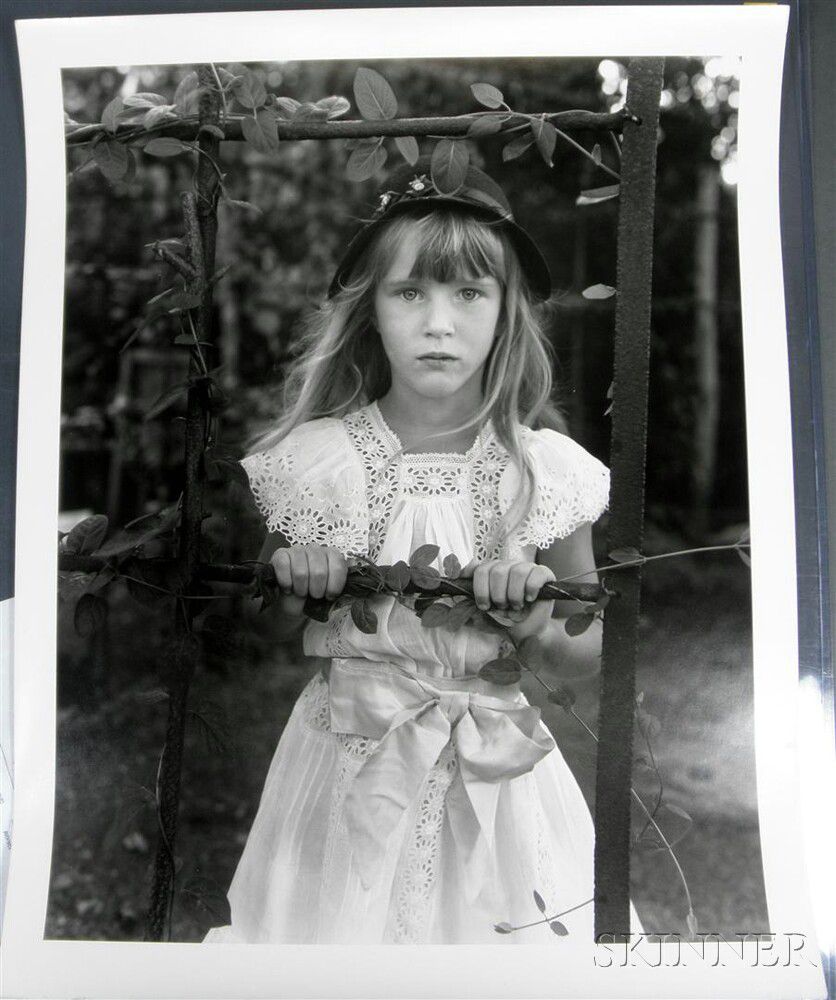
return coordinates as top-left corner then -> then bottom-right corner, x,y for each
45,543 -> 767,942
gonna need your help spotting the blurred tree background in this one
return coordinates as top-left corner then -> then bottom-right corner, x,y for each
52,58 -> 765,943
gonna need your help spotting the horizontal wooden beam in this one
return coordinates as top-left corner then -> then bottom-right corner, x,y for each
66,108 -> 635,147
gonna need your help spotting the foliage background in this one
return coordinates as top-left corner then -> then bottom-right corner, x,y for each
51,57 -> 764,942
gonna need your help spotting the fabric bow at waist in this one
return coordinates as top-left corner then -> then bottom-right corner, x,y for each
328,658 -> 555,899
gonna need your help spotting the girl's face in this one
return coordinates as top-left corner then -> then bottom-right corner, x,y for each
373,229 -> 503,403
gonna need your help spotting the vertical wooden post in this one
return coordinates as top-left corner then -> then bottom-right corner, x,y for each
692,164 -> 721,538
594,57 -> 664,941
145,65 -> 220,942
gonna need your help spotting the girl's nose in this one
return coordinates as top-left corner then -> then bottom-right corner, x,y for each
425,295 -> 455,338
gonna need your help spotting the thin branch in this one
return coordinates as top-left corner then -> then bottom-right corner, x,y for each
554,127 -> 621,181
66,108 -> 633,147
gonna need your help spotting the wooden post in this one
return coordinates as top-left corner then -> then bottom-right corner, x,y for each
594,57 -> 664,941
692,164 -> 721,538
145,65 -> 220,942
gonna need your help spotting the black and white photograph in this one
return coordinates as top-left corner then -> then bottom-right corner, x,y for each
51,53 -> 762,948
3,5 -> 829,998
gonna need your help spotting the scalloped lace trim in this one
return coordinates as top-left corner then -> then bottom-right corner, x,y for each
240,443 -> 368,556
514,453 -> 610,548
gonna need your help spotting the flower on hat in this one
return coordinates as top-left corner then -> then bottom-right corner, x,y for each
407,174 -> 430,194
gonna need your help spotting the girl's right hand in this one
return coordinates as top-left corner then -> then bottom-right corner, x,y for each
269,544 -> 349,618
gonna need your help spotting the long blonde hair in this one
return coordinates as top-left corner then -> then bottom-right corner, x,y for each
249,204 -> 566,545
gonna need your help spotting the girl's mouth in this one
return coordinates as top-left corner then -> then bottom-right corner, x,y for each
418,353 -> 457,361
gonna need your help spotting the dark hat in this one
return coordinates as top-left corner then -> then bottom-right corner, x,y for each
328,156 -> 552,300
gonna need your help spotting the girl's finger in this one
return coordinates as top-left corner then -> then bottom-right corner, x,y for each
288,546 -> 310,597
270,549 -> 293,593
487,561 -> 512,609
507,562 -> 530,610
305,545 -> 329,599
325,547 -> 348,599
459,558 -> 478,579
472,561 -> 493,610
524,565 -> 556,603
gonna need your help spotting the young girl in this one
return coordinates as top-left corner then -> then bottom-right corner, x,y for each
204,157 -> 620,945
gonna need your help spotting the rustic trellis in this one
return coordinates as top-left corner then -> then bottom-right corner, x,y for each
60,59 -> 665,942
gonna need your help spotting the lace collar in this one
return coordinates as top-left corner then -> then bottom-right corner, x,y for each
366,400 -> 494,465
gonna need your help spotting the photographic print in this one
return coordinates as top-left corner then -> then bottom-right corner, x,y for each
4,5 -> 827,998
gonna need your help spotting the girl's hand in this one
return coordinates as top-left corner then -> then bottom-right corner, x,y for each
461,558 -> 556,644
269,544 -> 348,618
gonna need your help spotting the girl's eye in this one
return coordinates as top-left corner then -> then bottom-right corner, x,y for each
459,287 -> 483,302
399,288 -> 420,302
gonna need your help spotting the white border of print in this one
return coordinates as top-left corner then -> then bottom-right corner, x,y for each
4,4 -> 827,998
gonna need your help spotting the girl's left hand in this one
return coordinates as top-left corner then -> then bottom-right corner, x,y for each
460,558 -> 556,644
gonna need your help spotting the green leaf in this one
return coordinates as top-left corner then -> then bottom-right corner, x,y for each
273,96 -> 301,119
530,118 -> 557,166
637,710 -> 661,739
230,64 -> 266,110
353,67 -> 398,120
411,565 -> 441,590
493,921 -> 513,934
242,108 -> 280,153
384,560 -> 411,591
591,143 -> 602,165
101,96 -> 124,134
467,115 -> 504,137
609,546 -> 643,564
199,123 -> 225,140
394,135 -> 419,165
549,920 -> 569,936
222,196 -> 263,215
431,138 -> 469,194
533,890 -> 546,913
350,598 -> 378,634
502,133 -> 534,162
564,611 -> 595,636
93,140 -> 129,181
173,71 -> 200,116
123,92 -> 167,109
86,565 -> 117,594
74,593 -> 108,637
547,684 -> 576,710
582,283 -> 616,300
576,184 -> 620,206
142,105 -> 176,130
445,598 -> 477,631
346,139 -> 386,181
120,148 -> 137,185
420,602 -> 452,628
63,514 -> 109,555
316,95 -> 351,120
292,101 -> 329,122
409,544 -> 440,568
203,448 -> 249,488
97,505 -> 181,562
478,658 -> 522,686
442,553 -> 461,578
662,802 -> 693,825
471,83 -> 505,109
144,137 -> 192,157
143,379 -> 191,421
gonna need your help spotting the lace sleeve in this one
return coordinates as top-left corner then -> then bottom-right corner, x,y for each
507,428 -> 610,550
240,419 -> 369,557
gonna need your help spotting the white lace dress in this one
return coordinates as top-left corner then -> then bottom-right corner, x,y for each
204,401 -> 617,945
